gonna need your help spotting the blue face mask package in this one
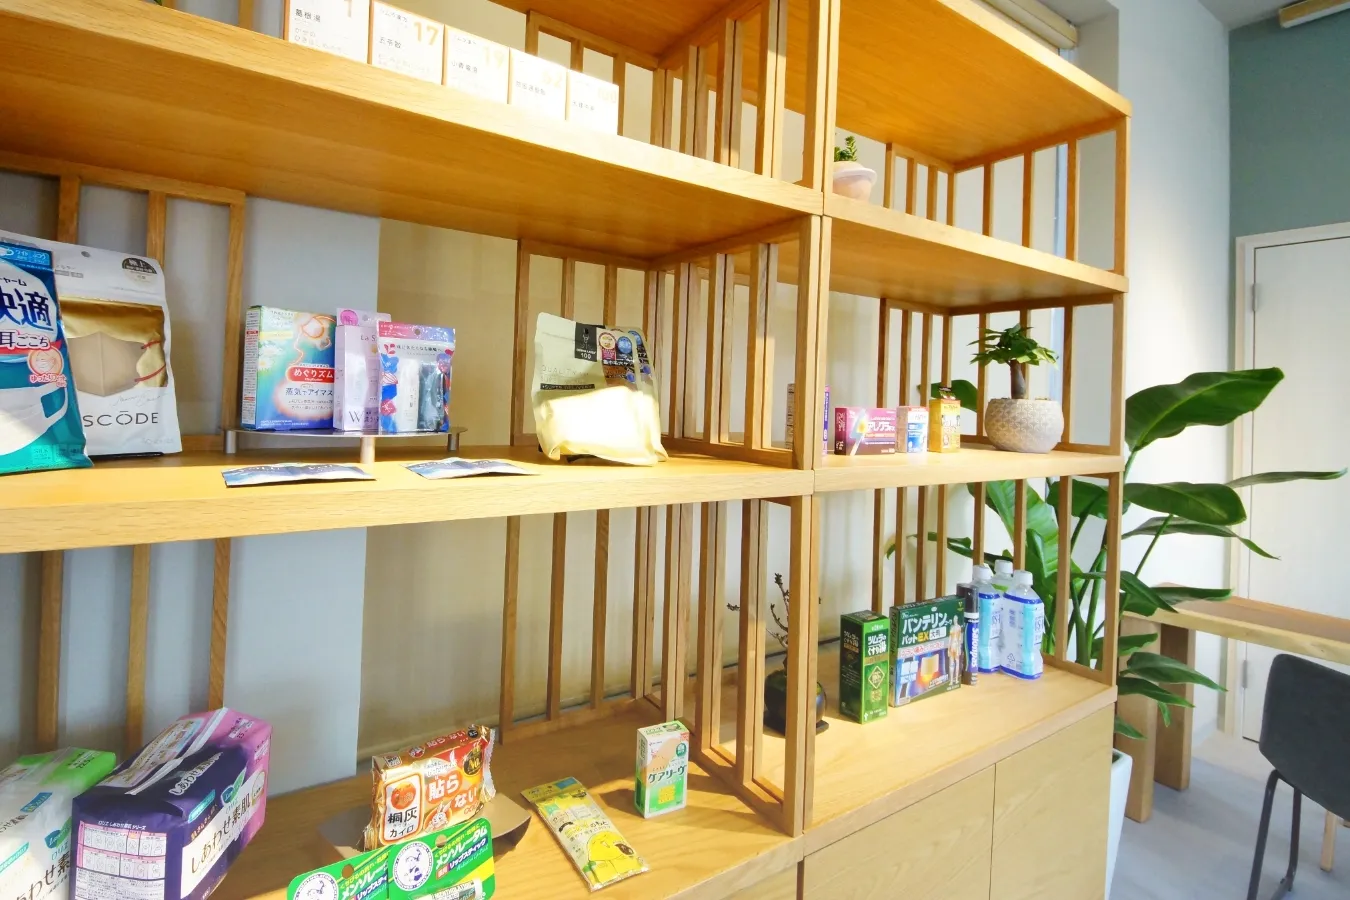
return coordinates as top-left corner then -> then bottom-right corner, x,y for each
0,241 -> 90,475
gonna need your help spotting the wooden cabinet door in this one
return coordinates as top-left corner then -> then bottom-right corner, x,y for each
727,865 -> 799,900
801,768 -> 995,900
991,707 -> 1113,900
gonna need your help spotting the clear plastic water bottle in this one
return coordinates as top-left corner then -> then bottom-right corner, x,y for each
1001,570 -> 1045,680
992,558 -> 1015,594
971,564 -> 1001,675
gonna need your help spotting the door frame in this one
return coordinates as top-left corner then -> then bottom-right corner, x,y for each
1228,221 -> 1350,738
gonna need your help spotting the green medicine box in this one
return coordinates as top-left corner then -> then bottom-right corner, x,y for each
839,611 -> 890,723
890,596 -> 965,708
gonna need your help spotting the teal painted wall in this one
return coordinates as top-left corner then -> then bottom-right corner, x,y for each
1231,14 -> 1350,238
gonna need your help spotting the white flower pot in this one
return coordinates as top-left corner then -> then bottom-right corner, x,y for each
1106,749 -> 1133,899
984,398 -> 1064,453
832,161 -> 876,201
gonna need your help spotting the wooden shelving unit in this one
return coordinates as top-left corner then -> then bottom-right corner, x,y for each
1,0 -> 1130,897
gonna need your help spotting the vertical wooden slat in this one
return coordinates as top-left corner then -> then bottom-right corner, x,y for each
509,244 -> 531,445
651,68 -> 673,149
1012,480 -> 1028,570
36,551 -> 63,752
925,165 -> 939,221
895,309 -> 913,605
695,503 -> 726,752
736,500 -> 766,784
1114,118 -> 1130,276
935,314 -> 952,594
219,203 -> 245,434
704,255 -> 725,442
1065,139 -> 1081,261
904,158 -> 918,216
760,243 -> 781,452
501,517 -> 520,734
946,170 -> 956,226
1062,305 -> 1076,443
783,495 -> 817,836
872,302 -> 892,611
745,244 -> 770,448
804,495 -> 821,825
914,314 -> 932,600
524,16 -> 540,54
972,483 -> 987,566
547,514 -> 567,720
125,544 -> 151,756
682,44 -> 709,159
755,0 -> 787,177
670,262 -> 693,437
898,310 -> 914,407
613,57 -> 627,137
981,165 -> 994,236
975,312 -> 989,436
569,40 -> 585,72
1021,152 -> 1035,248
1055,477 -> 1073,661
883,144 -> 897,210
57,175 -> 80,242
718,255 -> 736,443
591,509 -> 610,709
146,191 -> 167,262
1110,295 -> 1126,455
237,0 -> 254,29
662,504 -> 694,722
801,0 -> 838,191
208,539 -> 230,709
631,508 -> 655,700
1102,472 -> 1124,681
716,19 -> 745,169
790,215 -> 824,469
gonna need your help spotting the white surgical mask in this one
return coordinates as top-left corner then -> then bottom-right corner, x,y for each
0,381 -> 67,456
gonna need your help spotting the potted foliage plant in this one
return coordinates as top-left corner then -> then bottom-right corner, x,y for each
729,573 -> 828,735
974,323 -> 1063,453
832,136 -> 876,201
925,367 -> 1342,898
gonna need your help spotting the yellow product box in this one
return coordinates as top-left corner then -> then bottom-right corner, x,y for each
284,0 -> 371,63
635,720 -> 689,817
370,1 -> 444,85
443,26 -> 510,104
566,70 -> 620,134
929,389 -> 961,452
508,49 -> 567,120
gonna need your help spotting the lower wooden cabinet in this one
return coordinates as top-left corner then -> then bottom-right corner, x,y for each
801,768 -> 996,899
727,864 -> 799,900
990,707 -> 1114,900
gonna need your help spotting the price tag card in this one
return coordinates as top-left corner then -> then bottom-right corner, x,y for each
371,1 -> 444,85
284,0 -> 371,64
567,70 -> 620,135
443,26 -> 510,104
508,49 -> 567,120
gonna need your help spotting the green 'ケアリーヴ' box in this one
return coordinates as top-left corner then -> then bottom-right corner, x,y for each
839,610 -> 890,723
890,596 -> 965,707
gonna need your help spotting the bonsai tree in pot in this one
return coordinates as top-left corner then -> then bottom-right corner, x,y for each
973,323 -> 1063,453
728,573 -> 828,735
832,136 -> 876,201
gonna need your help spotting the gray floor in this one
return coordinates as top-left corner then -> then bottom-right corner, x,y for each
1113,734 -> 1349,900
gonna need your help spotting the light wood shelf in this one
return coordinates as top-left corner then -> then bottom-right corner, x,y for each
0,446 -> 811,553
215,698 -> 799,900
815,447 -> 1123,493
730,643 -> 1117,855
0,0 -> 820,260
826,194 -> 1128,308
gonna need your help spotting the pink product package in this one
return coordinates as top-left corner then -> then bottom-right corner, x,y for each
333,308 -> 392,432
833,407 -> 898,456
71,709 -> 271,900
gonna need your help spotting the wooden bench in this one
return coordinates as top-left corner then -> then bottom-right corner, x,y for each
1117,594 -> 1350,870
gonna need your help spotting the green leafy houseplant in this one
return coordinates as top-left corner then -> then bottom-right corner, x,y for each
920,368 -> 1343,735
975,324 -> 1064,453
972,323 -> 1058,401
834,135 -> 860,163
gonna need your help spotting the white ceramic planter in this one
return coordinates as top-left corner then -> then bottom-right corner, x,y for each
1106,749 -> 1134,899
984,398 -> 1064,453
832,161 -> 876,200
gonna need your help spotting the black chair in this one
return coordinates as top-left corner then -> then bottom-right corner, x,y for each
1247,654 -> 1350,900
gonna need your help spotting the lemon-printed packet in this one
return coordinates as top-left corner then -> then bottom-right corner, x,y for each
521,777 -> 648,891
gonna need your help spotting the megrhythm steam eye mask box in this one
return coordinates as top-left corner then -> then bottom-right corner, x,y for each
71,709 -> 271,900
240,306 -> 337,430
0,240 -> 90,475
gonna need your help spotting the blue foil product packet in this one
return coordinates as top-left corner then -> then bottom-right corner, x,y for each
0,241 -> 90,475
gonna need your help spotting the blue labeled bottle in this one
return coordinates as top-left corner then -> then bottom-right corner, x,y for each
971,564 -> 1001,674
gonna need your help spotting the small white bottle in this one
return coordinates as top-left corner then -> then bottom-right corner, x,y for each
1001,571 -> 1045,680
971,564 -> 1002,675
992,558 -> 1015,594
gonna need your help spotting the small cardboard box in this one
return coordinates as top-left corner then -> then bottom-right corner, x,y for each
443,26 -> 510,103
566,70 -> 620,134
370,1 -> 444,84
241,307 -> 336,431
890,597 -> 965,708
635,721 -> 689,818
928,391 -> 961,452
833,406 -> 898,456
509,49 -> 567,119
839,611 -> 889,723
284,0 -> 371,63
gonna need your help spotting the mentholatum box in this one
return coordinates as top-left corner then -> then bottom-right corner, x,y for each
832,406 -> 897,456
0,748 -> 117,900
839,611 -> 889,724
71,709 -> 271,900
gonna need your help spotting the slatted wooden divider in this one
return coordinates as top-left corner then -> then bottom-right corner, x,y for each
1,152 -> 245,754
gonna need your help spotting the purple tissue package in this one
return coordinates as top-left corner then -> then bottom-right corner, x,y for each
71,708 -> 271,900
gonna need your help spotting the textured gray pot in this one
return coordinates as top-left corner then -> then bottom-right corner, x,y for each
985,398 -> 1064,453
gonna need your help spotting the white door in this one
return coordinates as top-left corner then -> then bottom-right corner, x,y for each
1240,231 -> 1350,741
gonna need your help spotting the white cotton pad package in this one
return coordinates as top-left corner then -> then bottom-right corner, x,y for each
531,312 -> 666,466
0,230 -> 182,458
